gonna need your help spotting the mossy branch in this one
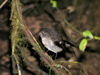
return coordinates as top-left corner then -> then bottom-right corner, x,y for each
10,0 -> 69,75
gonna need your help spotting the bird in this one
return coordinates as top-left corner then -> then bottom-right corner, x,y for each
38,26 -> 76,59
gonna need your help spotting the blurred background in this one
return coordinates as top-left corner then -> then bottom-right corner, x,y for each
0,0 -> 100,75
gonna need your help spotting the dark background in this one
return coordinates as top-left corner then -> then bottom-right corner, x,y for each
0,0 -> 100,75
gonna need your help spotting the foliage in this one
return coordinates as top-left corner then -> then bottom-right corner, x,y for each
50,0 -> 100,52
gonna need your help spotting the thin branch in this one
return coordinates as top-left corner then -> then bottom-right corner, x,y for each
0,0 -> 8,9
56,7 -> 81,34
16,45 -> 48,75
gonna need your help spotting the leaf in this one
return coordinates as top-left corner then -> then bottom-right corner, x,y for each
82,30 -> 93,39
54,64 -> 60,68
52,1 -> 57,7
79,39 -> 87,52
50,0 -> 57,8
95,36 -> 100,40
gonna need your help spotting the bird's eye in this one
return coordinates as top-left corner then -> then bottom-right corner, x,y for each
39,31 -> 48,37
40,32 -> 45,36
41,32 -> 44,35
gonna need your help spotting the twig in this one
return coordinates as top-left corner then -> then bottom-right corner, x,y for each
0,0 -> 8,9
56,7 -> 81,34
16,45 -> 48,75
59,64 -> 72,75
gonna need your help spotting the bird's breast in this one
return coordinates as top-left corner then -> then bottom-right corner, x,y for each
41,37 -> 62,53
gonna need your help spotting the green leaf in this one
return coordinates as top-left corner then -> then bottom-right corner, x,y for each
53,1 -> 57,7
54,64 -> 60,67
50,0 -> 57,8
82,30 -> 93,39
95,36 -> 100,40
79,39 -> 87,52
50,0 -> 53,3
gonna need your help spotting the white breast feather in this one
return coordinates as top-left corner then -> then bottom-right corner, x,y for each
42,38 -> 62,53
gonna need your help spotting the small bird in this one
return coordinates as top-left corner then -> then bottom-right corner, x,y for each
39,26 -> 76,59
